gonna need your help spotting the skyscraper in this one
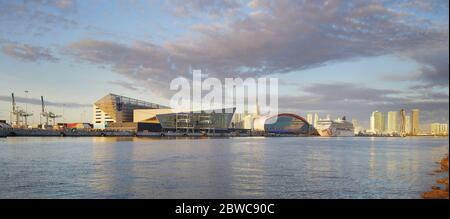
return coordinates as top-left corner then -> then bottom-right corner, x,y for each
371,111 -> 385,133
352,118 -> 360,134
352,118 -> 358,128
307,113 -> 313,125
387,111 -> 398,134
313,113 -> 319,127
405,115 -> 411,134
370,113 -> 375,133
411,109 -> 420,135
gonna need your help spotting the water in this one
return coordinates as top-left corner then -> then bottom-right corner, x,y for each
0,136 -> 448,199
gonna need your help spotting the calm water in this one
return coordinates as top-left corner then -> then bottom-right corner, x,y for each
0,136 -> 448,199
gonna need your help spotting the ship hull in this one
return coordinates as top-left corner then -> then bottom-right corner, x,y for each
317,128 -> 354,137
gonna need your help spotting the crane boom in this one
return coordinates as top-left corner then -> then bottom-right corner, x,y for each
41,96 -> 45,113
11,93 -> 16,111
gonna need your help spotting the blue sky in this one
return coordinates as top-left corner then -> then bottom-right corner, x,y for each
0,0 -> 448,129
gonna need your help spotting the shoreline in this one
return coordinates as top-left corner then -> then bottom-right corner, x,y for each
422,155 -> 449,199
1,128 -> 449,138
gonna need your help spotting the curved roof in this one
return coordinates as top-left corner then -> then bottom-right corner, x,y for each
266,113 -> 309,125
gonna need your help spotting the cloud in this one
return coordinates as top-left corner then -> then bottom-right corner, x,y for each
301,82 -> 403,103
109,80 -> 140,91
406,45 -> 449,88
1,42 -> 59,62
0,0 -> 78,38
64,1 -> 448,95
163,0 -> 242,18
54,0 -> 76,10
0,95 -> 90,108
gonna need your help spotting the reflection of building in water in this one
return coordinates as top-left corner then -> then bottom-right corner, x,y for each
90,138 -> 136,195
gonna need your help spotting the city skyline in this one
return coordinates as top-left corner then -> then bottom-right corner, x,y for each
0,0 -> 448,127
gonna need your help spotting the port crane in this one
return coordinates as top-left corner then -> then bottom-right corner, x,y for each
10,93 -> 33,128
40,96 -> 61,127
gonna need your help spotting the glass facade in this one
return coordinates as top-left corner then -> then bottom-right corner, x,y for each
94,93 -> 168,123
156,108 -> 235,131
264,114 -> 310,134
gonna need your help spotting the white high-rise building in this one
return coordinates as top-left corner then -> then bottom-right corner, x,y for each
411,109 -> 420,135
387,111 -> 399,134
370,114 -> 375,133
307,113 -> 313,125
370,111 -> 385,133
405,115 -> 411,134
352,118 -> 361,134
313,113 -> 319,127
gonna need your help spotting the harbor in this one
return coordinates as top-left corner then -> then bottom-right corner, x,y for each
1,136 -> 448,199
2,93 -> 447,139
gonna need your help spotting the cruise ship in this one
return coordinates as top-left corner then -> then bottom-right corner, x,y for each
315,116 -> 354,137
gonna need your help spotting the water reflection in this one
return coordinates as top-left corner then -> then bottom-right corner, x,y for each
0,136 -> 448,198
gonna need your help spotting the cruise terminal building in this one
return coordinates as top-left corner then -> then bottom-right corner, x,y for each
92,93 -> 311,135
93,94 -> 236,133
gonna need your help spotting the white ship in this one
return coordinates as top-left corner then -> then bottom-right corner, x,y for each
315,116 -> 354,137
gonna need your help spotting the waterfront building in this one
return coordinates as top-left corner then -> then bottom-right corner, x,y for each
352,118 -> 362,134
231,106 -> 260,130
134,108 -> 236,133
405,115 -> 411,134
411,109 -> 420,135
264,113 -> 310,135
92,93 -> 168,129
431,123 -> 449,136
387,111 -> 399,134
370,114 -> 375,133
307,113 -> 313,125
370,111 -> 385,133
313,113 -> 319,128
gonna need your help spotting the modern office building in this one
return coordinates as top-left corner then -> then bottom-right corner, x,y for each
264,113 -> 310,135
411,109 -> 420,135
93,93 -> 168,129
133,108 -> 236,133
370,111 -> 385,133
387,111 -> 399,134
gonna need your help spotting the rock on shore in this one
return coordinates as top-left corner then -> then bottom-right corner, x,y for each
422,155 -> 449,199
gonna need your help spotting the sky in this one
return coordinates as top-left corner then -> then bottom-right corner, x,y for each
0,0 -> 448,129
